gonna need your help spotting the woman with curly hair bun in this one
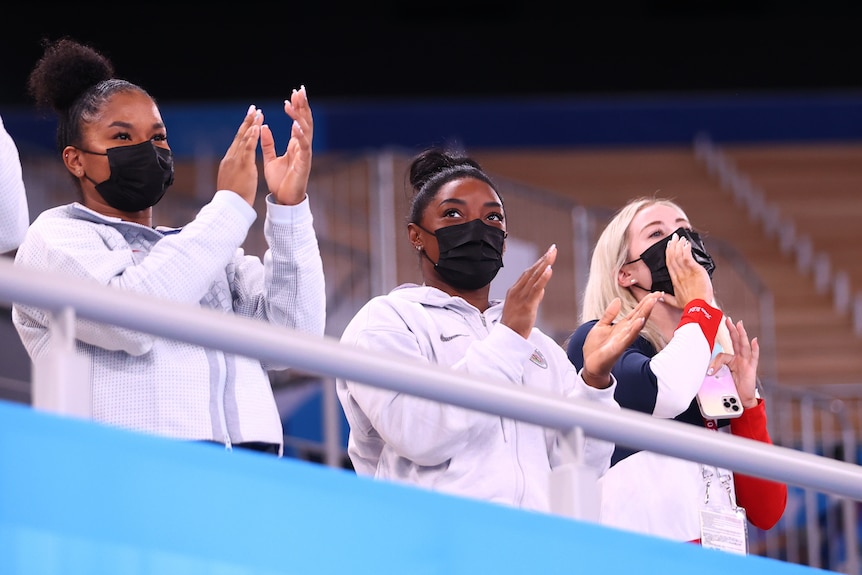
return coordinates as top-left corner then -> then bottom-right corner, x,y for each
13,37 -> 326,456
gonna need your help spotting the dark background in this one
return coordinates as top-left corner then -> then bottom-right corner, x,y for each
1,5 -> 859,108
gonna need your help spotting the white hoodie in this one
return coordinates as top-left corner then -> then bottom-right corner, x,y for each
336,284 -> 619,513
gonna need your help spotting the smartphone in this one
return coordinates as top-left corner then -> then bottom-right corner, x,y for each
696,365 -> 744,420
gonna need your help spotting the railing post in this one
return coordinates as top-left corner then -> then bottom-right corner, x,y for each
322,377 -> 343,468
548,426 -> 600,522
31,306 -> 91,418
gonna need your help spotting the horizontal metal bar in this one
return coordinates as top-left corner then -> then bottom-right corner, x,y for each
2,256 -> 861,499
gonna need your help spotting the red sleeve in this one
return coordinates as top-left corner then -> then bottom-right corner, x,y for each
677,299 -> 722,350
729,398 -> 788,530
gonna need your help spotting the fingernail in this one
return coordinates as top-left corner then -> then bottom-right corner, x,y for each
707,367 -> 714,375
247,104 -> 256,115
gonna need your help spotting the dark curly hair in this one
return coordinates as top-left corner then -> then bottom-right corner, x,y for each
27,37 -> 153,153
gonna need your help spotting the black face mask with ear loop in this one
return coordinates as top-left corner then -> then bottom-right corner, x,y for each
78,141 -> 175,212
417,219 -> 506,291
626,227 -> 715,295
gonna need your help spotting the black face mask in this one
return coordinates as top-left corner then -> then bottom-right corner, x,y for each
419,219 -> 506,291
79,141 -> 175,212
626,227 -> 715,295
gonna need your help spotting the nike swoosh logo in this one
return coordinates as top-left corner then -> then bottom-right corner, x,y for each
440,333 -> 469,342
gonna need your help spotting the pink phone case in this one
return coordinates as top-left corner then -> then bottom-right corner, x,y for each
696,365 -> 744,420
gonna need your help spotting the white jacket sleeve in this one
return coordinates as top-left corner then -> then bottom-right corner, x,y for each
0,115 -> 29,254
649,322 -> 714,418
13,191 -> 255,357
229,194 -> 325,337
549,341 -> 620,478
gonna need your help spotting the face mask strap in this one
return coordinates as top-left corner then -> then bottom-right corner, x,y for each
73,146 -> 108,157
414,222 -> 437,237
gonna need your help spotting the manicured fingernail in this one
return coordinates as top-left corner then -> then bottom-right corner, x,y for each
247,104 -> 256,115
707,367 -> 714,375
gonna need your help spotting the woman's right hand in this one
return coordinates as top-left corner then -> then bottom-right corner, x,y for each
500,244 -> 557,339
216,105 -> 264,207
664,232 -> 713,308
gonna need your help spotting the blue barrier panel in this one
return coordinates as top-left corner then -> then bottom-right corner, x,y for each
0,400 -> 827,575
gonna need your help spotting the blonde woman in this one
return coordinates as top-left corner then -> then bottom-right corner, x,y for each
566,196 -> 786,548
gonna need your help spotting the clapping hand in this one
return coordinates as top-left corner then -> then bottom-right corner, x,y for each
581,292 -> 662,388
217,105 -> 263,207
708,317 -> 760,408
260,86 -> 314,206
500,244 -> 557,339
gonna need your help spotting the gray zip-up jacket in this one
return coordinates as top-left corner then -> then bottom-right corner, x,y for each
336,284 -> 619,512
13,191 -> 325,448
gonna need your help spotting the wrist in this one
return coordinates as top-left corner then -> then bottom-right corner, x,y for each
581,367 -> 612,389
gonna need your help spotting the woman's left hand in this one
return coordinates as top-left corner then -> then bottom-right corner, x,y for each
582,292 -> 662,388
708,317 -> 759,408
261,85 -> 314,206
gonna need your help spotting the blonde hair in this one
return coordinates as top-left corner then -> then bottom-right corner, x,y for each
580,196 -> 731,354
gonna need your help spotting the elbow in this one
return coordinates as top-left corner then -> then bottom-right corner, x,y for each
753,487 -> 789,530
112,334 -> 155,356
652,396 -> 696,418
405,444 -> 451,467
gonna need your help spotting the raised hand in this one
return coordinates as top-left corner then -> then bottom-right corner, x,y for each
217,105 -> 263,207
581,292 -> 662,388
708,317 -> 760,408
664,232 -> 714,309
260,86 -> 314,206
500,244 -> 556,339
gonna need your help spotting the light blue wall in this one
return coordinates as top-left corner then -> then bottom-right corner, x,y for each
0,400 -> 827,575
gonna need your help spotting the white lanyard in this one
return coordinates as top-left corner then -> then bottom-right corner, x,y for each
699,464 -> 749,555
